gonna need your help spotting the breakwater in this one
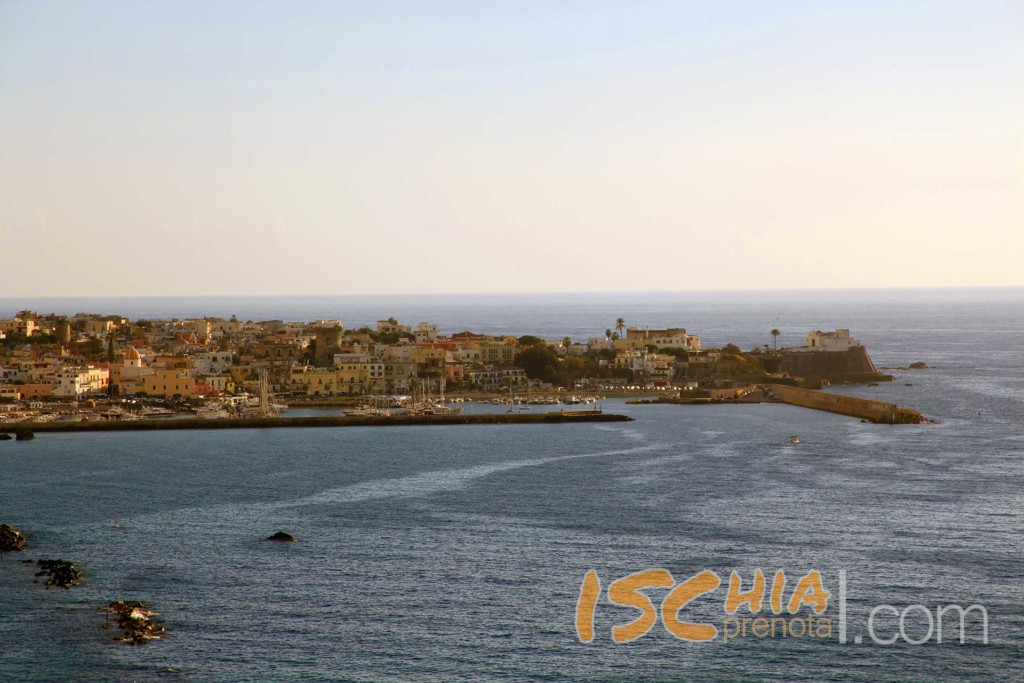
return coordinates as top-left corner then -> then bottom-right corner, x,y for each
770,384 -> 925,424
0,411 -> 632,434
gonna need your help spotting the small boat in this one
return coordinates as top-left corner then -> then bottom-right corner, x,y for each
790,436 -> 800,444
140,406 -> 176,418
197,404 -> 231,419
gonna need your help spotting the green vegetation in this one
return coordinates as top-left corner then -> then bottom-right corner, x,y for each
0,332 -> 57,348
373,331 -> 415,344
711,343 -> 767,377
515,340 -> 631,386
514,342 -> 561,384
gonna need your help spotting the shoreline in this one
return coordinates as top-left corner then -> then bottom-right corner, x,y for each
0,411 -> 632,434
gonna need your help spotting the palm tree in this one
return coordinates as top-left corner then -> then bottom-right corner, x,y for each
562,337 -> 572,354
615,318 -> 626,340
770,329 -> 780,351
605,329 -> 612,340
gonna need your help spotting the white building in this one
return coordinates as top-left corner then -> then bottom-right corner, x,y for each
415,323 -> 438,344
626,327 -> 701,351
193,351 -> 235,375
53,366 -> 110,398
794,329 -> 860,352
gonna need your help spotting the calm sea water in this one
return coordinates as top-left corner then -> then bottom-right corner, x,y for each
1,289 -> 1022,682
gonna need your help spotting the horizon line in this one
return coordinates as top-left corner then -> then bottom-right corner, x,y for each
3,284 -> 1023,301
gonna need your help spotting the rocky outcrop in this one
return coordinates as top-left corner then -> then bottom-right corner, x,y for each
31,559 -> 83,589
266,531 -> 298,542
104,600 -> 166,645
0,524 -> 27,553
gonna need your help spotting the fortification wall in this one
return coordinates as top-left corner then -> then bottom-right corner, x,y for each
779,346 -> 886,382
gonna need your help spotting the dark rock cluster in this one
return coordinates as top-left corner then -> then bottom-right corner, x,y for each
104,600 -> 166,645
31,559 -> 83,589
0,523 -> 27,553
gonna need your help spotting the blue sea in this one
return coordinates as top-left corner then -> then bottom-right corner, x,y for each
1,289 -> 1022,682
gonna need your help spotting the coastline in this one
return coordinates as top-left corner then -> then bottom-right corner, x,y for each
0,411 -> 632,434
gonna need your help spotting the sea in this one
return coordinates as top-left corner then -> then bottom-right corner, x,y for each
1,288 -> 1022,682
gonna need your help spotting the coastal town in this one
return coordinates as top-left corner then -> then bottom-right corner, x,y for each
0,310 -> 912,427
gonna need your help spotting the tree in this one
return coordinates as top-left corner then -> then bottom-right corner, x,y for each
515,345 -> 560,384
605,329 -> 612,340
615,318 -> 626,340
558,356 -> 586,385
771,329 -> 780,351
562,337 -> 572,353
518,335 -> 543,347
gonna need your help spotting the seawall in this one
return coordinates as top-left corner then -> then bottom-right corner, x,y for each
770,384 -> 924,424
0,411 -> 632,434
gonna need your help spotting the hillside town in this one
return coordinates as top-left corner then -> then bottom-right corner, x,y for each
0,310 -> 882,418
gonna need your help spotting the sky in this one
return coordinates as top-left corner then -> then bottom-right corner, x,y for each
1,1 -> 1022,297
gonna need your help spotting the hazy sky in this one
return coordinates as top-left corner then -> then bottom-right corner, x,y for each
1,1 -> 1022,297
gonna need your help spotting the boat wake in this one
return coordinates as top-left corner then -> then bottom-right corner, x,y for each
274,441 -> 668,507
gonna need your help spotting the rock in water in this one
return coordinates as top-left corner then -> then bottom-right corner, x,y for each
105,600 -> 166,645
908,361 -> 928,369
0,523 -> 27,553
266,531 -> 298,542
34,559 -> 82,589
